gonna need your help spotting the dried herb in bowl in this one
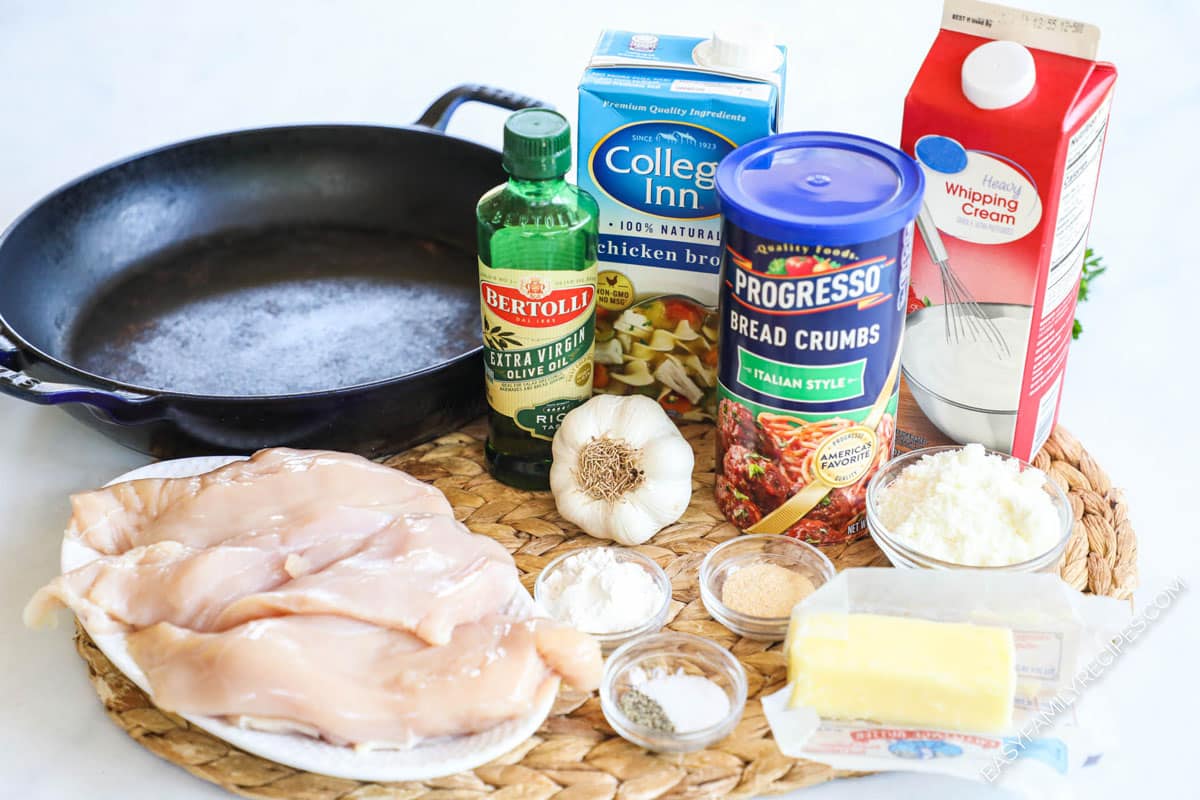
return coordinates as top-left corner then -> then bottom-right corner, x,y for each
619,688 -> 674,732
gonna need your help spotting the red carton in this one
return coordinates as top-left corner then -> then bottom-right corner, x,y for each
898,0 -> 1116,460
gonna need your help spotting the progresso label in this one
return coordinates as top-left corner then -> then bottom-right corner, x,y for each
717,225 -> 911,416
712,222 -> 912,545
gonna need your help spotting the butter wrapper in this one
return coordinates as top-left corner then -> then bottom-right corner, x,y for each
764,568 -> 1128,793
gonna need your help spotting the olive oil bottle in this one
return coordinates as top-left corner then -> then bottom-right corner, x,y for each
477,109 -> 599,489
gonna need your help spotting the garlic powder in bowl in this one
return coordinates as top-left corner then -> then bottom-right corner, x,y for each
866,444 -> 1071,569
534,546 -> 671,653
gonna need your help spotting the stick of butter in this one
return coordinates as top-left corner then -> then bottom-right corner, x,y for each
786,612 -> 1016,733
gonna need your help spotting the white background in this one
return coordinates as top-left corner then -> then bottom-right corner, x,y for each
0,1 -> 1195,798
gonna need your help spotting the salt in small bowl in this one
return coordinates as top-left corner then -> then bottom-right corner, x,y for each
600,632 -> 747,753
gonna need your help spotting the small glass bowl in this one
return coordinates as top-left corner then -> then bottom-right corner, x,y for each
534,546 -> 671,654
601,632 -> 747,753
865,445 -> 1073,573
700,535 -> 835,641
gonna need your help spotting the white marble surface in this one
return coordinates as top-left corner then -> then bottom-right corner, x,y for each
0,1 -> 1194,798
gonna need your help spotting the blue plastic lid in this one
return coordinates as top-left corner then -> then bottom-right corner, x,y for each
716,131 -> 925,245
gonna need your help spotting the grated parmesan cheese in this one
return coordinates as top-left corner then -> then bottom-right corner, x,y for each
875,444 -> 1061,566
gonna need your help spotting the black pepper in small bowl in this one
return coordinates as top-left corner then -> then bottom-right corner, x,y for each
618,688 -> 674,733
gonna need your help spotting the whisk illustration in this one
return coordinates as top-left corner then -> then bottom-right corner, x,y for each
915,204 -> 1011,358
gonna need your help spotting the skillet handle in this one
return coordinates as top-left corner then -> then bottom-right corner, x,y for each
0,331 -> 157,420
415,84 -> 549,132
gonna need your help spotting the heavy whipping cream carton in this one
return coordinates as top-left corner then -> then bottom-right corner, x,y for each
898,0 -> 1116,460
578,30 -> 785,419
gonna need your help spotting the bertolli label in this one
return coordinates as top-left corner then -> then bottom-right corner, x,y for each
479,262 -> 597,440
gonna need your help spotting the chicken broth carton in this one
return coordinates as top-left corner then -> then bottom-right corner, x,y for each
578,30 -> 785,419
898,0 -> 1116,460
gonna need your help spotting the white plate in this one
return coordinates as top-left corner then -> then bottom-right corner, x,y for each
62,455 -> 556,782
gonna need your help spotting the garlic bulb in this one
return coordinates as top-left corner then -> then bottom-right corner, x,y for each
550,395 -> 694,545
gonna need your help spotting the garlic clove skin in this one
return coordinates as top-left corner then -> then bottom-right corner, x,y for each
641,428 -> 695,480
639,476 -> 693,525
608,396 -> 670,446
626,486 -> 688,542
551,395 -> 623,453
551,482 -> 611,539
606,500 -> 661,546
640,431 -> 694,528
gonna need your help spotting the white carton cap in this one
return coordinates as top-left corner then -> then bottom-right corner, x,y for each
961,40 -> 1037,109
695,24 -> 783,73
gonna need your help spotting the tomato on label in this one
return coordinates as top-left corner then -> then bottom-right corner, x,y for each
659,392 -> 693,414
663,299 -> 703,329
784,255 -> 820,276
906,286 -> 925,314
593,363 -> 610,389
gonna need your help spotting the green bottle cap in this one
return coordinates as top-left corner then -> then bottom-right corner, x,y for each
502,109 -> 572,179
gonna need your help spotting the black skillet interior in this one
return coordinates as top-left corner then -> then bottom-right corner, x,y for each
0,124 -> 496,397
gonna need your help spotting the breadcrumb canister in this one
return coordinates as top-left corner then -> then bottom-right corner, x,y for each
713,132 -> 924,545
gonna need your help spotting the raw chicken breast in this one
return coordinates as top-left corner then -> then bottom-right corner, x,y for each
214,513 -> 518,645
126,614 -> 602,747
24,506 -> 397,633
28,447 -> 606,753
527,616 -> 605,692
25,541 -> 280,634
69,449 -> 451,555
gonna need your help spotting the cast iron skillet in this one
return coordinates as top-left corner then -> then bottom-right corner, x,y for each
0,85 -> 540,457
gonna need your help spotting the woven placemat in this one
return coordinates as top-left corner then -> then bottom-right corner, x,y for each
73,416 -> 1137,800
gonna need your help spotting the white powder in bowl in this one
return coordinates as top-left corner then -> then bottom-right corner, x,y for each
875,444 -> 1062,566
541,548 -> 664,633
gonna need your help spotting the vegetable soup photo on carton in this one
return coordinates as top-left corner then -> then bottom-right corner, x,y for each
594,295 -> 721,417
578,29 -> 786,420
